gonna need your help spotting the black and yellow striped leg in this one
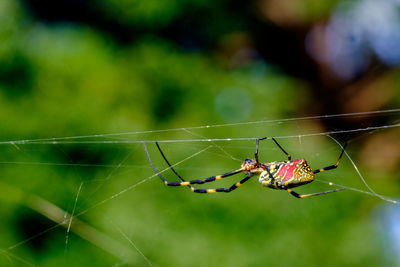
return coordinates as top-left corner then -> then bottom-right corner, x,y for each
282,186 -> 345,199
144,141 -> 245,191
190,175 -> 251,193
154,141 -> 243,186
313,142 -> 347,174
162,169 -> 244,187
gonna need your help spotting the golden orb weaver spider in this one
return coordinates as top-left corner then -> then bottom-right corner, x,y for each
144,137 -> 347,198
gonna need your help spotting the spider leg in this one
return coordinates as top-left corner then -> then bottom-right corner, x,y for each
282,186 -> 345,198
162,169 -> 244,187
271,137 -> 291,160
255,137 -> 291,162
153,141 -> 185,182
189,175 -> 252,193
144,141 -> 170,182
281,142 -> 347,198
313,142 -> 347,174
262,165 -> 277,186
261,160 -> 345,198
143,142 -> 244,189
255,137 -> 267,163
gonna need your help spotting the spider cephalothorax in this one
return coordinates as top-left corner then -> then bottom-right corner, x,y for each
241,159 -> 265,176
144,137 -> 347,198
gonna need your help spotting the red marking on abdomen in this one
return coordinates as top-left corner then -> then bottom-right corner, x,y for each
277,164 -> 297,181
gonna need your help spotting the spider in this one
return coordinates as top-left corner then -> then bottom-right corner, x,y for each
144,137 -> 347,198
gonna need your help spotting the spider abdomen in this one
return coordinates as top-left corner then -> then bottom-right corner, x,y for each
259,159 -> 314,189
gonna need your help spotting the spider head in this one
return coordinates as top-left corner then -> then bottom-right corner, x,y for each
241,159 -> 258,173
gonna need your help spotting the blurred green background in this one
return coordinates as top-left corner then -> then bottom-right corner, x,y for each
1,0 -> 400,266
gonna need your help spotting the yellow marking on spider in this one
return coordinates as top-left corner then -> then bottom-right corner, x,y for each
275,164 -> 284,176
147,138 -> 347,198
261,180 -> 271,187
282,168 -> 289,179
270,166 -> 276,171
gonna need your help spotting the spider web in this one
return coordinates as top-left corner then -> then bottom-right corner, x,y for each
1,109 -> 400,266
